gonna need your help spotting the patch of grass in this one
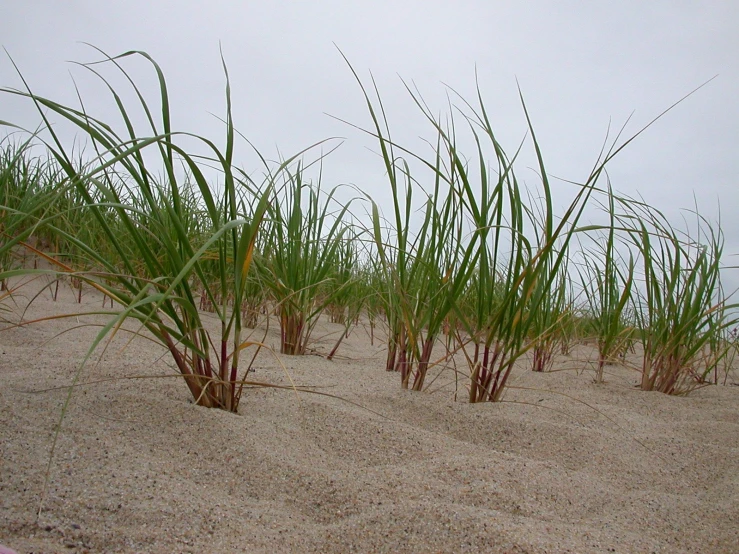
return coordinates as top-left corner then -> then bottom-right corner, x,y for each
1,48 -> 734,407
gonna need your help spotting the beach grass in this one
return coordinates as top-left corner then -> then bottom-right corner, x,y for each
1,48 -> 735,409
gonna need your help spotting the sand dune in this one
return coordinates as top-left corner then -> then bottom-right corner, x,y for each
2,277 -> 738,553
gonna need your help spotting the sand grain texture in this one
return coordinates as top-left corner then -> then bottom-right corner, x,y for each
1,278 -> 738,553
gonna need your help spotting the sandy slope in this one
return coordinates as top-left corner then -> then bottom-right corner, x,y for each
1,276 -> 738,553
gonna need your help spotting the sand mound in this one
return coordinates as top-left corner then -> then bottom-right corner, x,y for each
2,277 -> 738,553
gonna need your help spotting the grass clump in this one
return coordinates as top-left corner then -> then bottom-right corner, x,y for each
630,204 -> 736,394
0,47 -> 297,412
576,184 -> 637,383
257,164 -> 353,355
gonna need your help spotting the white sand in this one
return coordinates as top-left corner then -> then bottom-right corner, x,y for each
1,276 -> 738,553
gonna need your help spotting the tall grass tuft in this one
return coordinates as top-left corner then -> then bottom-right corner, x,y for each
0,136 -> 67,291
0,48 -> 302,412
629,204 -> 736,394
577,184 -> 636,383
258,163 -> 352,355
354,88 -> 472,390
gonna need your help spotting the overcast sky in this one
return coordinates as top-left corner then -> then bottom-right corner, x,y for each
2,1 -> 738,284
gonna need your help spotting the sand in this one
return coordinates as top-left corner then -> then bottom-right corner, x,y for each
1,275 -> 738,553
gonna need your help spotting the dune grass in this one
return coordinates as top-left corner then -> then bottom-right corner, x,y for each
1,48 -> 735,410
629,204 -> 736,394
341,61 -> 729,402
576,183 -> 636,383
0,47 -> 301,412
257,163 -> 354,355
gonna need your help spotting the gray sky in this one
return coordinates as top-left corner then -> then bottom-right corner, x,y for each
2,1 -> 738,283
